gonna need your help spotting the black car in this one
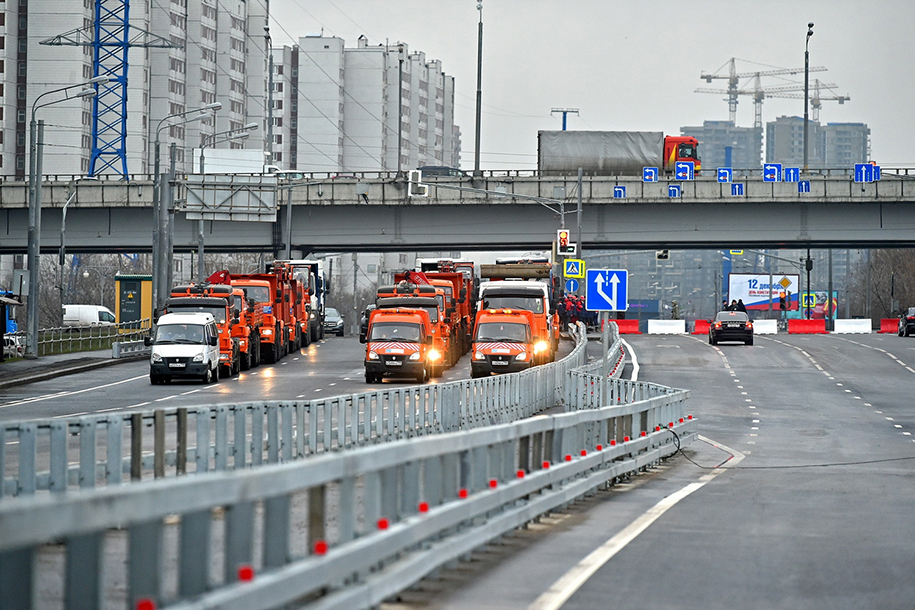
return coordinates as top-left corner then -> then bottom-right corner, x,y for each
709,311 -> 754,345
324,307 -> 345,336
899,307 -> 915,336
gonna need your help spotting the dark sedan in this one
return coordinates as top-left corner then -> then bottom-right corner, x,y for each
899,307 -> 915,337
324,307 -> 345,336
709,311 -> 754,345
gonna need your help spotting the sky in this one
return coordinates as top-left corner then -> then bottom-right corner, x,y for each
268,0 -> 915,170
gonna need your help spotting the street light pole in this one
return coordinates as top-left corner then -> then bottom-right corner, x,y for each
82,268 -> 104,308
803,22 -> 814,172
26,78 -> 108,359
473,1 -> 484,177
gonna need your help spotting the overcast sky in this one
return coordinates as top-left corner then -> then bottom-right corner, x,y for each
268,0 -> 914,170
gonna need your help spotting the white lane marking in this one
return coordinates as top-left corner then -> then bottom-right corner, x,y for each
52,411 -> 89,419
0,375 -> 148,409
621,338 -> 638,381
528,437 -> 744,610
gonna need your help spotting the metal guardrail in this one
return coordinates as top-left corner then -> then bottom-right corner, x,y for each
3,319 -> 151,359
0,325 -> 587,498
0,357 -> 694,610
111,340 -> 151,358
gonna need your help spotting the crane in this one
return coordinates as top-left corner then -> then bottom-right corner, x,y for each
764,80 -> 850,122
698,57 -> 828,124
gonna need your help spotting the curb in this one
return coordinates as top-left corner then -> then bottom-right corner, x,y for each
0,355 -> 147,391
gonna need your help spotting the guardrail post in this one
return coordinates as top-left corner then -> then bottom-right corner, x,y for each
154,410 -> 165,478
196,408 -> 210,473
79,418 -> 97,489
402,461 -> 420,520
130,413 -> 142,480
65,532 -> 103,610
282,404 -> 294,460
177,408 -> 188,475
128,519 -> 163,608
263,494 -> 291,568
50,420 -> 68,492
106,416 -> 122,486
0,548 -> 33,610
251,405 -> 264,466
267,404 -> 279,463
224,501 -> 255,583
215,406 -> 228,471
380,467 -> 398,524
179,510 -> 211,597
518,436 -> 530,473
363,471 -> 380,535
423,456 -> 443,508
233,406 -> 247,468
0,426 -> 5,498
307,487 -> 326,553
17,423 -> 36,495
338,476 -> 357,544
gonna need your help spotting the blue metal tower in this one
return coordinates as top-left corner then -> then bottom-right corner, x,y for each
42,0 -> 178,178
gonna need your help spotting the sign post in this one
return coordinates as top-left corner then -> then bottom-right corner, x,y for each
586,268 -> 628,406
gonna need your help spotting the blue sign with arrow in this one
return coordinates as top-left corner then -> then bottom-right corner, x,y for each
675,161 -> 695,180
585,269 -> 628,312
763,163 -> 782,182
717,168 -> 732,183
642,167 -> 659,182
784,167 -> 800,182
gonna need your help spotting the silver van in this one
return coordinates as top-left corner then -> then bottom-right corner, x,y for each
146,312 -> 220,384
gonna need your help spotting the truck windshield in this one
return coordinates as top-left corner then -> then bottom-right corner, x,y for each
166,305 -> 226,324
475,322 -> 529,343
369,322 -> 421,343
155,324 -> 205,344
678,143 -> 697,159
238,286 -> 270,304
481,295 -> 544,314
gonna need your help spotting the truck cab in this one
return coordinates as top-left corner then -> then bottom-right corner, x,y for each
363,308 -> 437,384
471,308 -> 540,378
477,281 -> 557,365
146,312 -> 220,384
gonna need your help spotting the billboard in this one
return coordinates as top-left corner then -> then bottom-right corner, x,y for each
727,273 -> 800,311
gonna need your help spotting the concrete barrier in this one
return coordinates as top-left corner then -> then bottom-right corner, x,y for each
753,319 -> 778,335
833,319 -> 872,334
878,318 -> 898,334
615,319 -> 642,334
648,319 -> 686,334
692,319 -> 711,335
788,319 -> 828,334
112,341 -> 150,358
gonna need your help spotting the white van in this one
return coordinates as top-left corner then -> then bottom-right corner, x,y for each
62,304 -> 116,327
145,312 -> 220,384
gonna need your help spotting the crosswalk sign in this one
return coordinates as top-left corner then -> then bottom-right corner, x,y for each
564,259 -> 585,279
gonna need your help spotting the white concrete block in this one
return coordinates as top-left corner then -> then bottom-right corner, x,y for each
753,319 -> 778,335
832,319 -> 872,334
648,319 -> 686,334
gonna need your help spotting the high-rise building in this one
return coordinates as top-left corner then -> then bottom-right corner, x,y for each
821,123 -> 871,166
766,115 -> 823,167
1,0 -> 269,178
680,121 -> 762,169
271,35 -> 460,173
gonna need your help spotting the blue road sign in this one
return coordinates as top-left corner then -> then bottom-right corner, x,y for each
613,186 -> 627,199
585,269 -> 628,312
784,167 -> 800,182
668,185 -> 682,198
731,183 -> 745,196
565,278 -> 579,293
675,161 -> 695,180
798,180 -> 811,193
717,168 -> 732,183
563,259 -> 584,278
763,163 -> 782,182
874,165 -> 881,180
642,167 -> 659,182
854,163 -> 874,183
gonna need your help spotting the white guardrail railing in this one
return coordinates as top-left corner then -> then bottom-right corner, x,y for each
0,323 -> 694,610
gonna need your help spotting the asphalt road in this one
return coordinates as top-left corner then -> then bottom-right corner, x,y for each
384,332 -> 915,610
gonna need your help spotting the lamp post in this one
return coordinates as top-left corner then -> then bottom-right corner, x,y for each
82,268 -> 104,308
803,22 -> 814,172
25,76 -> 110,359
473,1 -> 484,177
152,102 -> 221,313
196,123 -> 259,282
58,182 -> 78,325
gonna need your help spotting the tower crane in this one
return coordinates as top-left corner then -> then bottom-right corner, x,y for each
698,57 -> 828,124
763,80 -> 850,122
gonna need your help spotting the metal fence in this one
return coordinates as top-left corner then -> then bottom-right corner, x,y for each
0,325 -> 588,498
0,366 -> 693,610
3,319 -> 151,359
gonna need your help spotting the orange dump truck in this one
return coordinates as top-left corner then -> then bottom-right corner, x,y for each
361,307 -> 437,383
471,308 -> 542,378
232,273 -> 288,363
202,271 -> 263,370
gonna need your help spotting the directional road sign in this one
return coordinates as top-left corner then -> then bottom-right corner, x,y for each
675,161 -> 695,180
642,167 -> 659,182
565,278 -> 579,293
731,183 -> 744,196
717,168 -> 732,183
784,167 -> 800,182
668,185 -> 681,198
855,163 -> 877,183
763,163 -> 782,182
585,269 -> 628,312
613,186 -> 627,199
563,259 -> 585,279
798,180 -> 811,193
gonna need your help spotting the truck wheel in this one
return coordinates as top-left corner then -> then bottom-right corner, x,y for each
241,351 -> 251,371
202,365 -> 213,384
263,343 -> 276,364
416,368 -> 427,383
219,364 -> 232,379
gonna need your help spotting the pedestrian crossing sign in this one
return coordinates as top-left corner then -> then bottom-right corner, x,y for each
564,259 -> 585,279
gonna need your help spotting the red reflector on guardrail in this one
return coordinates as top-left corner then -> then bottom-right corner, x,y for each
314,540 -> 328,555
418,502 -> 429,513
238,565 -> 254,582
377,518 -> 389,530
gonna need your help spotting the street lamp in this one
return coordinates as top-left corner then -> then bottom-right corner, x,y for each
82,268 -> 104,308
803,22 -> 814,172
25,76 -> 111,359
195,123 -> 259,282
473,1 -> 484,177
151,102 -> 222,313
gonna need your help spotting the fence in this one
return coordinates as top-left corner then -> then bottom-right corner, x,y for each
3,319 -> 151,359
0,325 -> 588,498
0,355 -> 693,610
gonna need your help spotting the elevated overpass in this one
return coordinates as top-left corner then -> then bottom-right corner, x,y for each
1,170 -> 913,254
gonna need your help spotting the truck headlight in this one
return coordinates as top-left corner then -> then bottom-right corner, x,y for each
427,349 -> 441,362
409,351 -> 421,361
533,341 -> 549,354
368,351 -> 380,360
473,351 -> 485,360
193,353 -> 204,362
516,351 -> 529,362
151,353 -> 162,363
262,328 -> 273,336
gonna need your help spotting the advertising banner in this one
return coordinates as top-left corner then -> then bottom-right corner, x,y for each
727,273 -> 800,310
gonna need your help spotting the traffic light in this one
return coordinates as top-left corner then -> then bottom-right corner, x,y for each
779,291 -> 787,310
557,229 -> 573,254
656,249 -> 669,260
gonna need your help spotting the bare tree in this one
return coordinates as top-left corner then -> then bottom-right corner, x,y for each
847,249 -> 915,319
